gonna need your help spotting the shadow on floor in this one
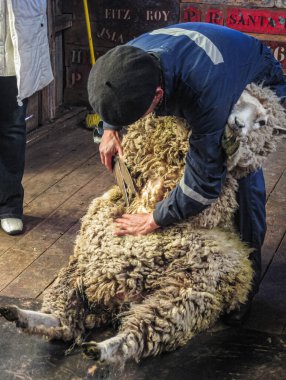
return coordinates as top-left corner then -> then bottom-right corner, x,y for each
0,297 -> 286,380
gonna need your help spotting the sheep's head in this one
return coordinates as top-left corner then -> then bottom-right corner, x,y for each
223,84 -> 283,178
227,90 -> 269,136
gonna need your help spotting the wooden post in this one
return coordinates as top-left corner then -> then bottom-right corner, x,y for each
41,0 -> 57,123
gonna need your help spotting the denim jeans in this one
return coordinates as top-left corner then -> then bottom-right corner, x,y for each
0,76 -> 28,219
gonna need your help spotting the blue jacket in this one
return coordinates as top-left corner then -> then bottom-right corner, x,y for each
105,22 -> 284,226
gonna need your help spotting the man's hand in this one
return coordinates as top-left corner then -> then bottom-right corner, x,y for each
99,130 -> 123,171
114,213 -> 159,236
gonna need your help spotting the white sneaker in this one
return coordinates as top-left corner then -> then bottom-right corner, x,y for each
1,218 -> 23,235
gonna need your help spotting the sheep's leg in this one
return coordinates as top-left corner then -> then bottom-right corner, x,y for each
0,305 -> 60,329
82,331 -> 142,364
82,269 -> 222,364
82,334 -> 128,362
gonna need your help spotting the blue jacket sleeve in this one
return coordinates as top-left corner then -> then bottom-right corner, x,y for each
103,121 -> 122,131
153,106 -> 228,227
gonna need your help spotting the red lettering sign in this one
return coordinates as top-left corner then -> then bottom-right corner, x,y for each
205,8 -> 224,25
180,5 -> 286,35
183,6 -> 201,23
226,8 -> 286,35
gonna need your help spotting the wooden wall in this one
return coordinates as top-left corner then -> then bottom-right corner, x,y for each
62,0 -> 179,105
61,0 -> 286,106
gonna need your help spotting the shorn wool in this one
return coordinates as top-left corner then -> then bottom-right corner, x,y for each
0,84 -> 285,364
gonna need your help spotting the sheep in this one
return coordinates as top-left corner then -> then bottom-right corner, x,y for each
0,83 -> 284,365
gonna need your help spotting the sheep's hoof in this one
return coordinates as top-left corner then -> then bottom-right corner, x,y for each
82,341 -> 102,361
0,305 -> 28,328
0,305 -> 20,322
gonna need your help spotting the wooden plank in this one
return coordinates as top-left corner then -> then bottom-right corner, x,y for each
24,128 -> 99,205
20,167 -> 99,251
64,80 -> 90,104
0,114 -> 89,251
41,0 -> 57,122
245,232 -> 286,334
64,20 -> 95,46
276,0 -> 286,8
0,248 -> 39,291
0,169 -> 114,297
262,170 -> 286,273
24,137 -> 98,206
55,0 -> 62,15
24,123 -> 89,187
55,32 -> 64,108
0,109 -> 111,295
42,0 -> 69,120
0,222 -> 80,298
249,32 -> 286,41
0,167 -> 114,294
263,141 -> 286,198
26,107 -> 86,146
0,151 -> 102,256
55,13 -> 73,32
63,0 -> 93,20
2,168 -> 114,298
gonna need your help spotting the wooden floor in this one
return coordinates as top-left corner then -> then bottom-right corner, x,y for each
0,110 -> 115,299
0,111 -> 285,379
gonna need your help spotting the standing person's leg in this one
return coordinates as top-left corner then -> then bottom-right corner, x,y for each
0,76 -> 28,234
223,169 -> 266,325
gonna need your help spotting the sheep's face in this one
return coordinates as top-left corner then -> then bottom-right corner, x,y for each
227,91 -> 269,136
223,86 -> 279,178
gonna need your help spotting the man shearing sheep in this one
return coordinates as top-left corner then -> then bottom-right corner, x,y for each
87,22 -> 286,325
